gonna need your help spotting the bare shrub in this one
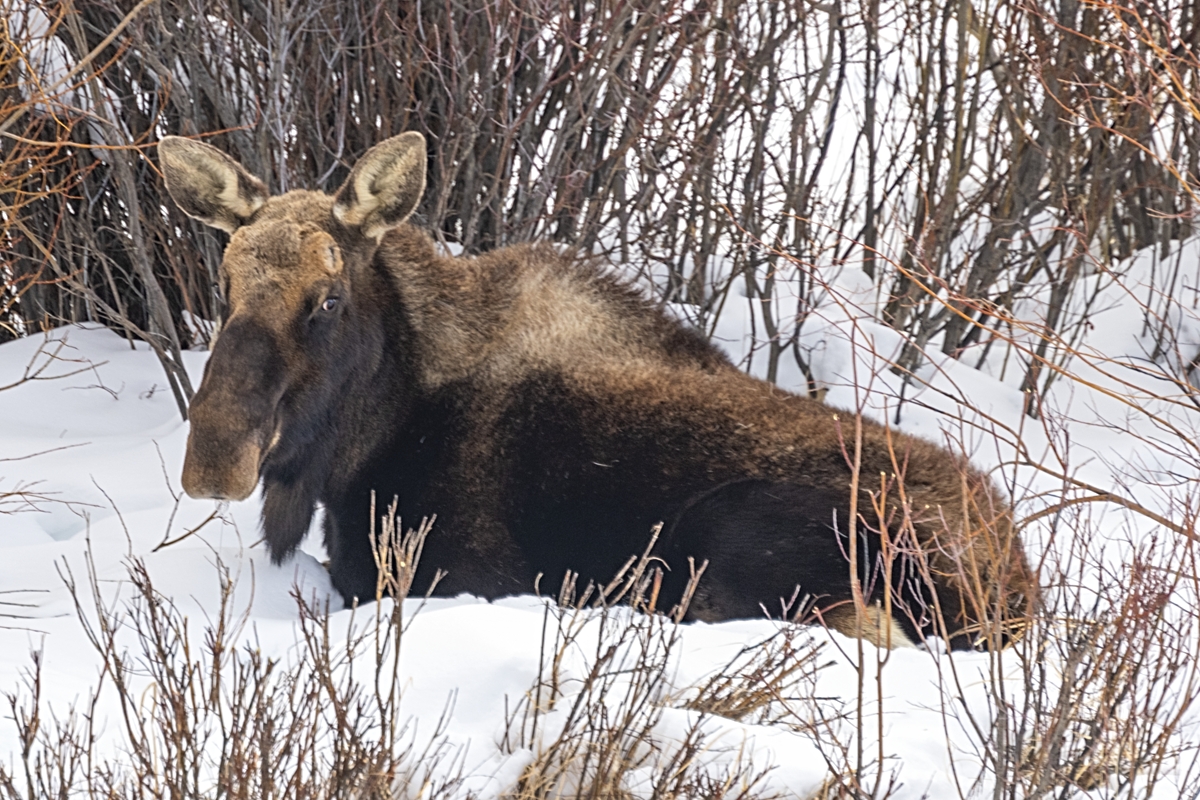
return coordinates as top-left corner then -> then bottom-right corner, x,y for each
0,506 -> 444,800
936,505 -> 1200,799
2,0 -> 195,416
684,627 -> 828,724
503,534 -> 794,799
6,0 -> 1189,387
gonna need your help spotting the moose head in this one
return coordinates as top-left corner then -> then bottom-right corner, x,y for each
160,132 -> 427,554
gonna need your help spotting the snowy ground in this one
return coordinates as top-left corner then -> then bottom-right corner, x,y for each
2,238 -> 1200,797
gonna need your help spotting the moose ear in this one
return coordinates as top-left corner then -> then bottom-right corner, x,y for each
159,136 -> 269,233
332,132 -> 426,240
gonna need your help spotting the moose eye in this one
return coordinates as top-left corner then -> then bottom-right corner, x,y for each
321,297 -> 339,312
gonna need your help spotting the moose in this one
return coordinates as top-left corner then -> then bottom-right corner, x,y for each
160,132 -> 1034,649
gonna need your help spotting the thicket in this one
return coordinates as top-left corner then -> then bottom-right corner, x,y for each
3,0 -> 1199,401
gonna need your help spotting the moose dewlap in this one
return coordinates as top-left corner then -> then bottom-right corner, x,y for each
160,132 -> 1035,650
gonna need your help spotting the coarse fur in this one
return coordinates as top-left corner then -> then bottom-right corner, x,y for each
161,132 -> 1036,650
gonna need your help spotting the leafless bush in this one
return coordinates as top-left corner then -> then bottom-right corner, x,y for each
0,505 -> 446,800
503,534 -> 804,799
934,501 -> 1200,799
2,0 -> 198,418
3,0 -> 1190,397
684,627 -> 828,724
6,0 -> 822,377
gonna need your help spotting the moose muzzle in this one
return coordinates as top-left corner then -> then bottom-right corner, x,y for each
181,318 -> 287,501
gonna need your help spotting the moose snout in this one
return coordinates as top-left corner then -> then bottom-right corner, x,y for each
181,316 -> 286,502
181,385 -> 273,502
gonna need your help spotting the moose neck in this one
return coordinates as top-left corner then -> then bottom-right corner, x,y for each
326,255 -> 424,492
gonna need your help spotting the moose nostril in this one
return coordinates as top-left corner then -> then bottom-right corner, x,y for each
183,477 -> 256,502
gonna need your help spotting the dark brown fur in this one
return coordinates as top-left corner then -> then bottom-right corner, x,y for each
161,133 -> 1035,649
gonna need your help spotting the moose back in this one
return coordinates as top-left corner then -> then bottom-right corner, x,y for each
159,132 -> 1034,649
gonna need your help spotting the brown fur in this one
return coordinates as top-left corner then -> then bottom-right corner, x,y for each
160,133 -> 1035,649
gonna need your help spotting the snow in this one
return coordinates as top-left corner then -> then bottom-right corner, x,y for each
3,229 -> 1200,800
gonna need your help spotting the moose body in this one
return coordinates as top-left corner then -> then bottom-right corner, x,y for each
161,133 -> 1034,649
